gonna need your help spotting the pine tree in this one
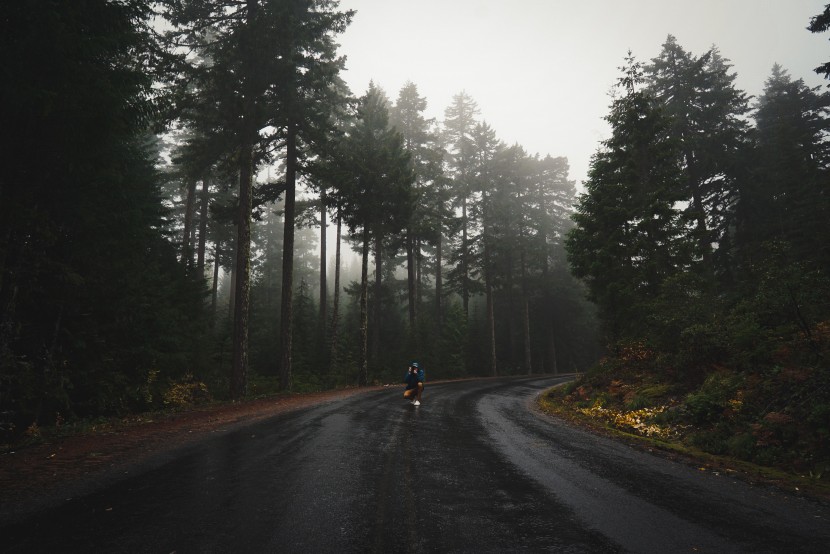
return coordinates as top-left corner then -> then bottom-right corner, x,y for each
164,0 -> 275,400
443,91 -> 480,318
645,36 -> 750,279
331,84 -> 415,385
529,154 -> 578,373
266,0 -> 353,392
737,65 -> 830,273
391,82 -> 428,336
390,82 -> 447,344
568,54 -> 689,342
163,0 -> 352,396
808,5 -> 830,79
468,122 -> 503,376
0,1 -> 208,421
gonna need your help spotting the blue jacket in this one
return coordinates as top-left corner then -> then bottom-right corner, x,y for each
404,368 -> 425,389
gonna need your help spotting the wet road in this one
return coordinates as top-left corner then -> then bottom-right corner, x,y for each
2,375 -> 829,553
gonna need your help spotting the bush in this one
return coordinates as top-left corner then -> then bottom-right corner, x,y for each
726,432 -> 756,460
625,394 -> 652,411
721,305 -> 775,370
247,374 -> 281,397
684,371 -> 743,425
687,427 -> 731,455
676,323 -> 727,372
639,383 -> 673,399
163,374 -> 211,409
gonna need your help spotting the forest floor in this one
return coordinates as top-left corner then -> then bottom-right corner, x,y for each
0,386 -> 382,507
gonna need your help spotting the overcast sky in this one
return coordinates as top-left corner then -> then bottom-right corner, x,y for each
334,0 -> 830,188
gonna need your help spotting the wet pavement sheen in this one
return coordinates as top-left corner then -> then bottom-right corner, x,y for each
2,375 -> 829,553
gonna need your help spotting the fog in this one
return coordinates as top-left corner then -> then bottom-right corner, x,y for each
337,0 -> 830,187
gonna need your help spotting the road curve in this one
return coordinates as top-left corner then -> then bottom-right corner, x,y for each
2,375 -> 828,553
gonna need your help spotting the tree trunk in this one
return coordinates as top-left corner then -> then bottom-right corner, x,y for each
461,197 -> 469,318
519,244 -> 533,375
548,321 -> 558,375
485,243 -> 497,377
0,223 -> 10,293
279,120 -> 298,392
521,251 -> 532,375
228,227 -> 237,323
692,186 -> 712,273
415,236 -> 422,308
319,188 -> 327,343
483,210 -> 496,377
406,226 -> 416,334
328,209 -> 342,372
181,179 -> 198,270
685,149 -> 713,275
359,228 -> 370,386
371,230 -> 382,366
539,221 -> 556,375
506,254 -> 516,367
0,236 -> 21,367
0,225 -> 25,341
230,0 -> 259,400
211,244 -> 220,329
197,176 -> 210,274
522,298 -> 532,373
435,230 -> 443,325
231,150 -> 252,400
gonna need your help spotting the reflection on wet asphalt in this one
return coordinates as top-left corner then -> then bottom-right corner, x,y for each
2,376 -> 829,553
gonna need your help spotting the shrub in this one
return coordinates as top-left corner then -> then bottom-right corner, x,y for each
163,374 -> 211,409
687,428 -> 730,455
684,371 -> 743,425
639,383 -> 673,399
247,374 -> 281,397
726,432 -> 756,460
625,394 -> 652,411
561,380 -> 580,396
676,323 -> 727,372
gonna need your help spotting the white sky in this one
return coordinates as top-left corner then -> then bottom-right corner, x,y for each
334,0 -> 830,188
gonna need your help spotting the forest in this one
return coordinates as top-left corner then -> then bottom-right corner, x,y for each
561,18 -> 830,470
0,0 -> 598,433
1,0 -> 828,476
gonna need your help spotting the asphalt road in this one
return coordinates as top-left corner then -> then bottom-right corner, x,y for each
2,375 -> 829,553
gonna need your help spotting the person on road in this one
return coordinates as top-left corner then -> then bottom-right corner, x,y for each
403,362 -> 425,406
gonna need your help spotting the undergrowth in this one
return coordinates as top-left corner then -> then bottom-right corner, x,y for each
540,331 -> 830,496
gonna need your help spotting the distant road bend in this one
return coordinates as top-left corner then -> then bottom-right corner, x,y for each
2,375 -> 829,553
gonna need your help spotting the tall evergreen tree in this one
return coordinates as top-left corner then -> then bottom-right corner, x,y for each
164,0 -> 352,395
391,82 -> 428,336
645,36 -> 750,279
164,0 -> 275,400
266,0 -> 353,392
0,1 -> 207,421
331,84 -> 414,385
390,82 -> 447,344
808,4 -> 830,79
737,65 -> 830,273
443,91 -> 480,318
469,122 -> 503,376
529,154 -> 577,373
568,54 -> 690,342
